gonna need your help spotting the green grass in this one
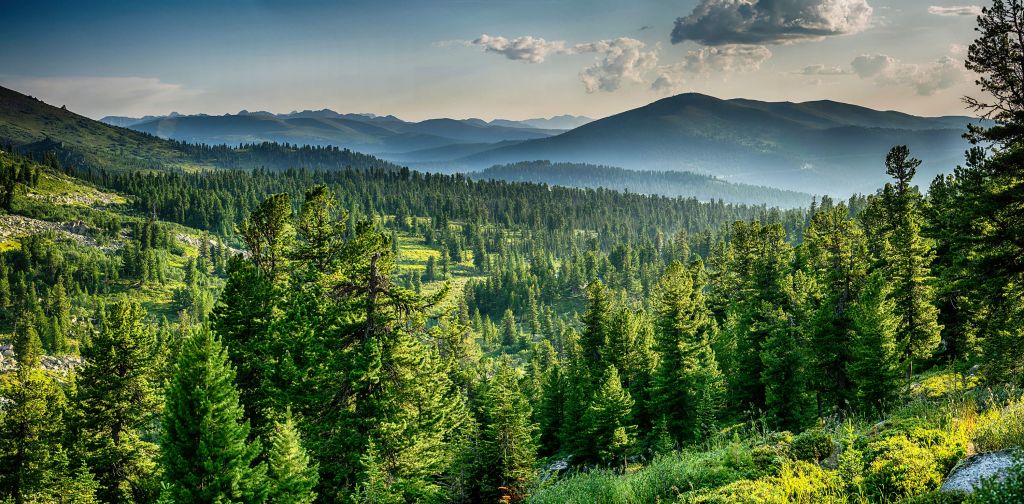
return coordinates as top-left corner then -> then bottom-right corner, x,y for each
528,369 -> 1024,504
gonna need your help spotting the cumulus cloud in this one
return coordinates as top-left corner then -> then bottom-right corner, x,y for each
470,34 -> 570,63
466,34 -> 660,92
928,5 -> 982,16
575,38 -> 659,92
851,52 -> 966,95
7,76 -> 202,118
671,0 -> 874,45
652,44 -> 772,93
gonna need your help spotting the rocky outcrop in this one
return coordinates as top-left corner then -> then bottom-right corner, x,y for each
0,344 -> 83,374
940,450 -> 1019,494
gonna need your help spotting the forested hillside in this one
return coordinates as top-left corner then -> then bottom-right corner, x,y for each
1,3 -> 1023,504
0,86 -> 403,173
472,161 -> 815,208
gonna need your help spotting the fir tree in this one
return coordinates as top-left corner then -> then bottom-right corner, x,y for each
74,299 -> 159,503
265,412 -> 318,504
160,326 -> 267,504
475,357 -> 538,502
584,366 -> 636,470
653,262 -> 724,443
849,273 -> 902,414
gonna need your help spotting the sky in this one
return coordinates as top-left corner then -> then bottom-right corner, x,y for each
0,0 -> 989,121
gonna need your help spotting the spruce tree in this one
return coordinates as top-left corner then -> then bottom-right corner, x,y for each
849,273 -> 902,414
475,357 -> 537,502
581,280 -> 613,373
803,204 -> 869,413
160,326 -> 267,504
265,412 -> 318,504
0,337 -> 70,504
74,299 -> 159,503
653,262 -> 724,444
584,366 -> 636,469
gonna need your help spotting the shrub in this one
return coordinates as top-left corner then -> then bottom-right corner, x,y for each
751,432 -> 794,476
792,428 -> 834,462
864,435 -> 942,501
974,396 -> 1024,453
683,461 -> 842,504
897,489 -> 971,503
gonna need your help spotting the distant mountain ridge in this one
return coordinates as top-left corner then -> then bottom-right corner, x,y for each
102,111 -> 574,156
451,94 -> 983,195
99,110 -> 591,156
472,161 -> 814,208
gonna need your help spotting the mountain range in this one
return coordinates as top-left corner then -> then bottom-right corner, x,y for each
99,110 -> 592,156
99,93 -> 981,195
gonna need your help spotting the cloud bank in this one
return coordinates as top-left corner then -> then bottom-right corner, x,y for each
671,0 -> 874,46
652,44 -> 772,93
7,76 -> 202,118
469,34 -> 660,92
851,52 -> 965,95
927,5 -> 982,16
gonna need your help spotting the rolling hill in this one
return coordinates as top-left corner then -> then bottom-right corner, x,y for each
451,94 -> 982,195
0,85 -> 403,173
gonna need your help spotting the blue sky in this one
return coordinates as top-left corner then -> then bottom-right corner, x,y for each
0,0 -> 986,120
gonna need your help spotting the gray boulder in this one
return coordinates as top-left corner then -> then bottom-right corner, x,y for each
941,450 -> 1018,494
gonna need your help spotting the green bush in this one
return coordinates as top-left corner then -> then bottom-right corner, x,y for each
683,461 -> 843,504
864,435 -> 942,501
897,489 -> 971,503
792,428 -> 834,462
751,432 -> 794,476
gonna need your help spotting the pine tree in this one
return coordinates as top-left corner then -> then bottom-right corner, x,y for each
849,273 -> 902,414
265,412 -> 318,504
653,262 -> 724,444
759,271 -> 815,430
160,326 -> 267,504
803,204 -> 869,413
581,280 -> 613,374
0,348 -> 69,504
500,308 -> 522,349
877,146 -> 943,377
584,366 -> 636,469
475,357 -> 537,502
74,299 -> 159,503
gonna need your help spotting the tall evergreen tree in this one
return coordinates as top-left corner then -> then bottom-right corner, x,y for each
583,366 -> 636,469
74,299 -> 159,503
803,204 -> 869,413
849,273 -> 902,414
653,262 -> 724,444
474,357 -> 538,503
160,326 -> 267,504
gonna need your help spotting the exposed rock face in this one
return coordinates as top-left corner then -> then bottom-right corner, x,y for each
0,344 -> 83,374
941,450 -> 1019,494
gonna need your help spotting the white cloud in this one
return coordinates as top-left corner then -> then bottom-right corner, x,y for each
671,0 -> 874,46
799,64 -> 851,75
470,34 -> 569,63
928,5 -> 982,16
652,44 -> 772,93
851,51 -> 966,95
574,38 -> 659,92
7,76 -> 202,118
465,34 -> 660,92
